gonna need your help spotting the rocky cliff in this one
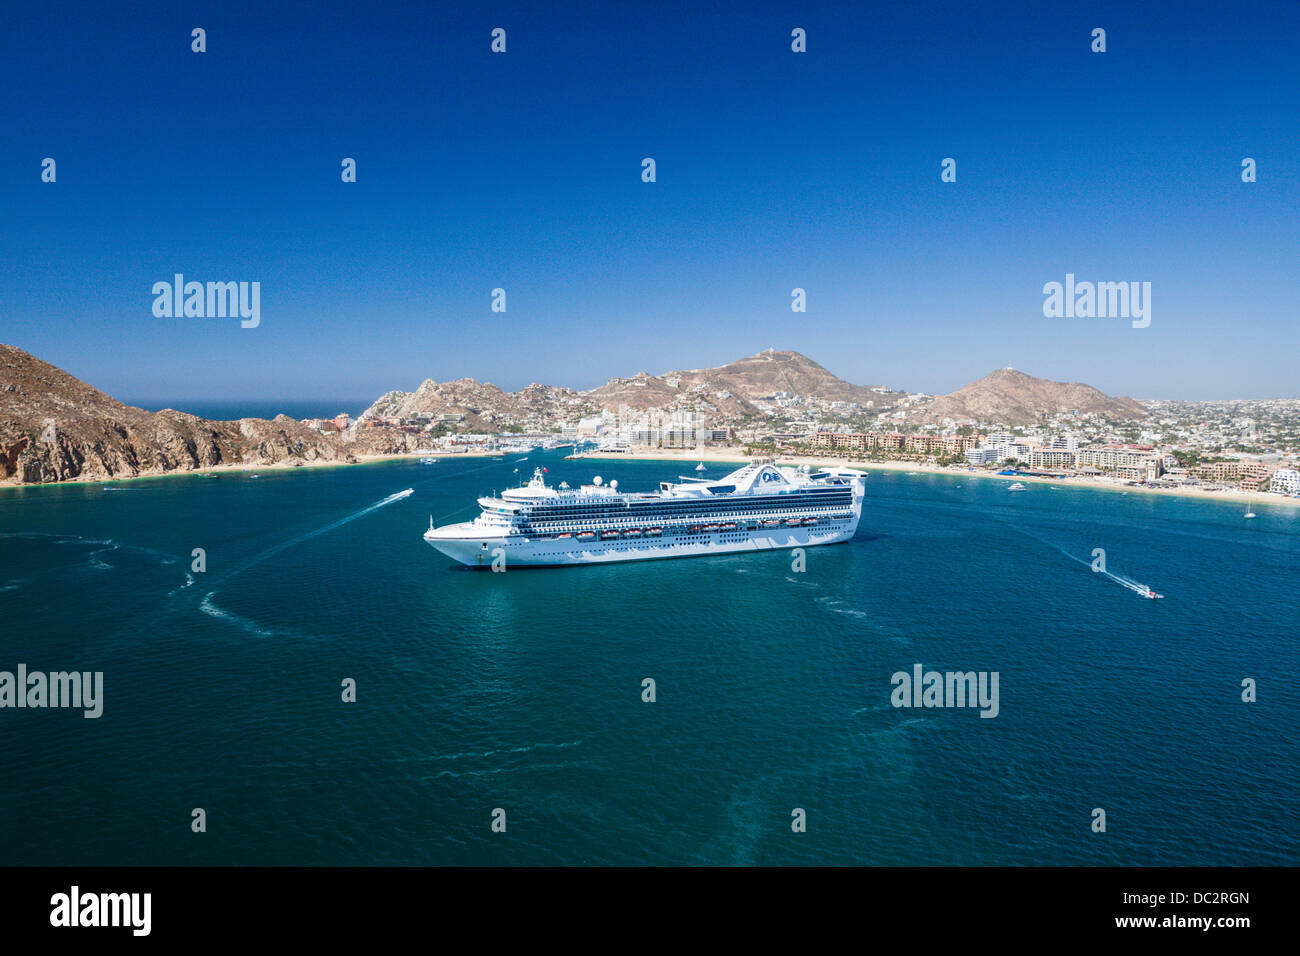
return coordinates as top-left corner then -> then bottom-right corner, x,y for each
0,344 -> 412,484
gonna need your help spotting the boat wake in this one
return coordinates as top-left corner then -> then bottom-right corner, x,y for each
199,591 -> 273,638
1013,528 -> 1164,600
816,595 -> 868,618
1087,563 -> 1164,599
187,488 -> 416,632
167,572 -> 196,597
216,488 -> 414,582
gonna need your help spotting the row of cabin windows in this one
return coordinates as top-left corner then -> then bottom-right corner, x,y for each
524,497 -> 851,519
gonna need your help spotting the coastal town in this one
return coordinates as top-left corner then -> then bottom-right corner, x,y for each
321,353 -> 1300,503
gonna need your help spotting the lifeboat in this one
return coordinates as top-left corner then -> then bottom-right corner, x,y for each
646,527 -> 663,536
719,522 -> 737,531
600,530 -> 620,540
625,528 -> 643,537
762,519 -> 781,527
557,532 -> 573,538
576,531 -> 596,540
702,523 -> 719,532
801,517 -> 818,526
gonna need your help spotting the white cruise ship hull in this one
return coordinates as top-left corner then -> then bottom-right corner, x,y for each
425,518 -> 859,567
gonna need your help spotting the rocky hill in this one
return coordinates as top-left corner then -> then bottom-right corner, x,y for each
367,350 -> 898,423
585,371 -> 729,414
671,349 -> 891,405
587,349 -> 895,414
0,345 -> 411,484
359,377 -> 596,429
915,368 -> 1148,425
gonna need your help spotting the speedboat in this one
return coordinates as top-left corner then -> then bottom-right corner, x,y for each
1008,482 -> 1026,492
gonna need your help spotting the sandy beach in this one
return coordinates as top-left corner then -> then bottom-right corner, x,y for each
569,446 -> 1300,511
7,443 -> 1297,512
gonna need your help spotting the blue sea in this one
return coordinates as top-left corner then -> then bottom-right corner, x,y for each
1,453 -> 1296,865
124,400 -> 373,422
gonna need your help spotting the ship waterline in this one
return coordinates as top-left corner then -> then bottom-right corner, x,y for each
424,458 -> 865,566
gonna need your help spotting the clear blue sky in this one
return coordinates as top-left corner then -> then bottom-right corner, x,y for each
2,0 -> 1296,404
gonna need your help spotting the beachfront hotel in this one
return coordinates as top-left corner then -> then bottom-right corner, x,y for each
1270,468 -> 1300,494
1193,459 -> 1281,488
810,431 -> 984,456
1075,446 -> 1164,481
1024,448 -> 1078,470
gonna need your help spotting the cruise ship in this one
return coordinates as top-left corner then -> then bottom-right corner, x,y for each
423,458 -> 865,566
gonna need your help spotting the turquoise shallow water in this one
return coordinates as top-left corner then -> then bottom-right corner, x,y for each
1,452 -> 1296,865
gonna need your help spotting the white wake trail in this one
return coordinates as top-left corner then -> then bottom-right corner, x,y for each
194,488 -> 415,635
1012,526 -> 1161,599
216,488 -> 414,582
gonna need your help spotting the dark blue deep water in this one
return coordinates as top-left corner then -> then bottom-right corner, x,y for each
127,399 -> 371,422
1,452 -> 1296,865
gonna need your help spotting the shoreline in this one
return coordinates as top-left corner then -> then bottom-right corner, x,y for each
0,449 -> 504,490
569,448 -> 1300,511
6,443 -> 1297,513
